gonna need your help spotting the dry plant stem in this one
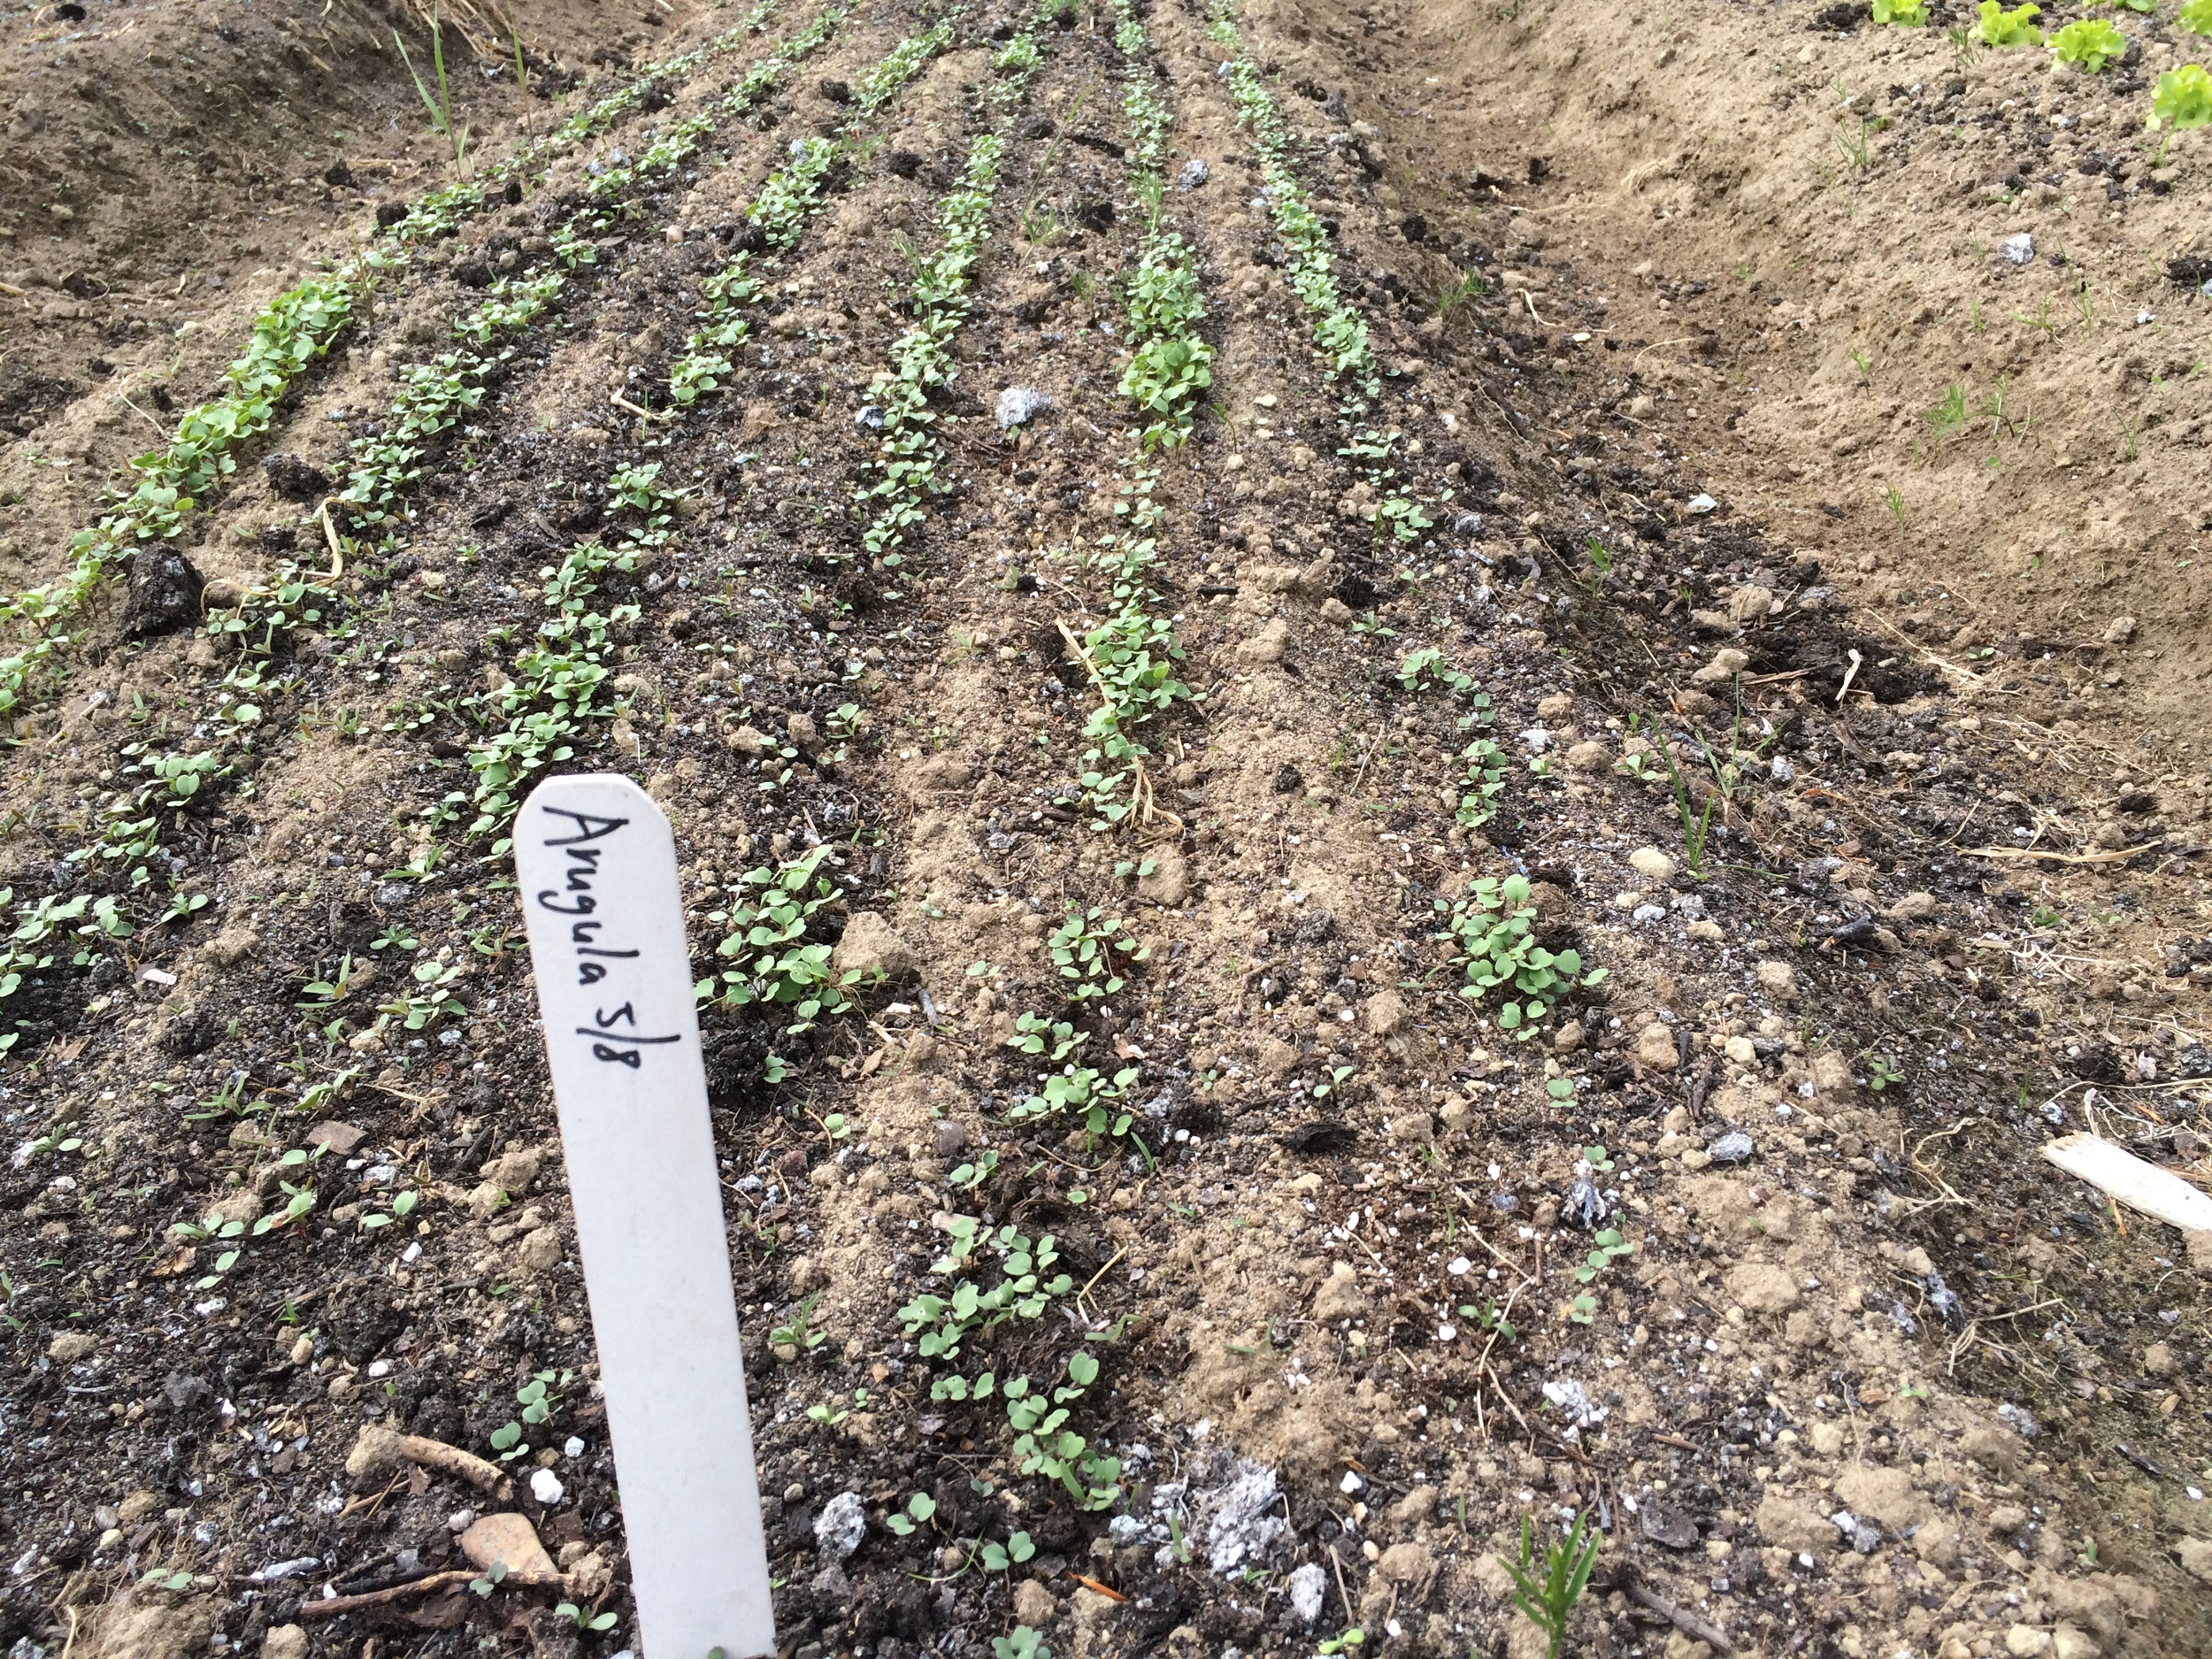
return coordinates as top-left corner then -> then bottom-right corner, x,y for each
1967,842 -> 2162,866
1326,1541 -> 1355,1626
296,1569 -> 480,1619
315,499 -> 348,580
397,0 -> 512,58
1624,1580 -> 1734,1653
399,1433 -> 512,1499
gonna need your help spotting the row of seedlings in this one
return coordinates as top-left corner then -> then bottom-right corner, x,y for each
877,0 -> 1227,1532
843,17 -> 1052,587
457,19 -> 961,865
818,5 -> 1147,1520
0,10 -> 855,1062
1203,3 -> 1525,840
1199,5 -> 1623,1363
0,0 -> 799,724
332,8 -> 856,552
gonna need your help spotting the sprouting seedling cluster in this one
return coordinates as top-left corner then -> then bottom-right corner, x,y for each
1973,2 -> 2045,46
695,844 -> 871,1043
898,1221 -> 1123,1509
1436,873 -> 1606,1038
2050,17 -> 2127,72
2149,63 -> 2212,159
1395,646 -> 1509,827
1111,2 -> 1214,451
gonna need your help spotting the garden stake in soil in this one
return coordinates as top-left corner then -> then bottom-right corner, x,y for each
513,773 -> 774,1659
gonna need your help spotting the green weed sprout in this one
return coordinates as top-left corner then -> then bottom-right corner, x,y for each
992,1629 -> 1051,1659
554,1602 -> 618,1634
1975,2 -> 2044,46
2185,0 -> 2212,36
2149,64 -> 2212,161
1872,0 -> 1930,26
2051,18 -> 2126,72
394,7 -> 470,178
1504,1512 -> 1601,1659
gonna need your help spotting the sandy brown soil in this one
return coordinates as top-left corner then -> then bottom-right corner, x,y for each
1,3 -> 2208,1659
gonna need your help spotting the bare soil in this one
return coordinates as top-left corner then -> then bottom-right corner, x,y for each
2,4 -> 2208,1659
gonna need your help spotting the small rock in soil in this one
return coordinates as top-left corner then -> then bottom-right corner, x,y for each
126,544 -> 205,637
1283,1120 -> 1355,1153
1175,157 -> 1209,191
260,452 -> 330,499
1693,646 -> 1750,683
995,385 -> 1051,428
459,1511 -> 560,1586
1999,232 -> 2035,265
815,1490 -> 866,1562
1540,1379 -> 1607,1428
1640,1500 -> 1699,1550
1310,1263 -> 1369,1320
1196,1459 -> 1285,1572
1755,959 -> 1799,1002
1287,1562 -> 1329,1624
1708,1130 -> 1754,1164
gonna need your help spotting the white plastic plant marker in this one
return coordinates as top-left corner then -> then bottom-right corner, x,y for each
2042,1133 -> 2212,1234
515,774 -> 774,1659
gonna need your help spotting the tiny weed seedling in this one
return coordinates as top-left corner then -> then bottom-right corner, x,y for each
883,1492 -> 938,1535
1975,1 -> 2045,46
1504,1512 -> 1601,1659
1654,743 -> 1717,873
1868,1054 -> 1906,1091
395,7 -> 470,179
1925,380 -> 1969,440
2149,65 -> 2212,163
555,1602 -> 618,1634
1435,268 -> 1487,319
770,1294 -> 828,1354
1317,1632 -> 1366,1655
2050,18 -> 2126,73
991,1630 -> 1051,1659
1833,116 -> 1872,173
1459,1298 -> 1517,1342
